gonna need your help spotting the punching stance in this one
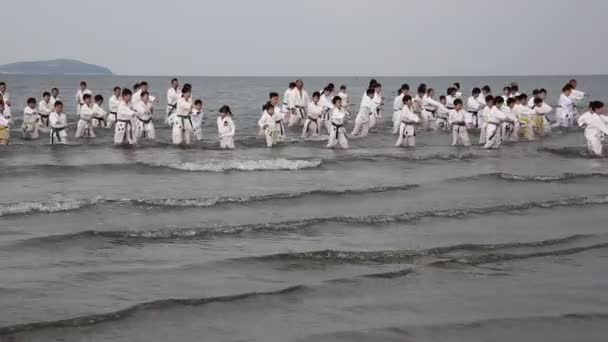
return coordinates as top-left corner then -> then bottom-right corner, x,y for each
135,91 -> 156,140
75,94 -> 95,138
396,95 -> 420,147
172,86 -> 194,146
258,102 -> 279,147
448,99 -> 471,147
49,101 -> 68,144
38,92 -> 52,134
22,98 -> 40,139
351,88 -> 376,137
114,89 -> 137,145
303,92 -> 323,138
483,96 -> 506,149
327,96 -> 348,149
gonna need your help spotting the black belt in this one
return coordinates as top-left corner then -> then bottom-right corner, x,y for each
332,122 -> 343,139
296,107 -> 307,119
305,117 -> 320,135
453,122 -> 466,134
94,117 -> 106,124
424,108 -> 436,114
468,111 -> 479,128
138,117 -> 152,124
51,127 -> 65,144
178,116 -> 193,133
401,122 -> 416,137
487,122 -> 500,142
118,119 -> 133,142
167,104 -> 177,116
109,112 -> 117,119
40,114 -> 50,126
275,120 -> 284,135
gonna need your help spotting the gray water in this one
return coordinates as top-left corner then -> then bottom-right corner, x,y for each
1,75 -> 608,342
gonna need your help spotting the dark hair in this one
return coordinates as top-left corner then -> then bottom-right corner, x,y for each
453,82 -> 461,89
374,83 -> 382,89
141,91 -> 149,97
511,84 -> 519,92
366,88 -> 375,97
312,91 -> 321,98
447,87 -> 456,95
54,101 -> 63,107
194,99 -> 203,106
51,87 -> 59,92
485,95 -> 494,104
332,96 -> 342,105
289,82 -> 296,88
482,85 -> 491,93
269,92 -> 279,99
532,89 -> 540,96
327,83 -> 335,91
219,105 -> 232,114
122,89 -> 132,97
562,84 -> 573,92
94,95 -> 104,102
323,86 -> 332,93
519,94 -> 528,101
426,88 -> 434,95
133,83 -> 141,90
369,79 -> 378,87
403,95 -> 412,103
0,82 -> 5,87
590,101 -> 604,111
397,89 -> 403,95
503,86 -> 511,92
472,87 -> 481,95
27,97 -> 37,105
0,100 -> 4,106
340,85 -> 347,91
113,86 -> 121,92
506,98 -> 516,106
80,81 -> 87,87
534,97 -> 543,105
439,95 -> 446,101
181,85 -> 191,94
83,94 -> 92,101
140,81 -> 148,87
171,78 -> 179,83
43,91 -> 51,97
417,84 -> 427,95
401,83 -> 410,91
539,88 -> 547,94
263,102 -> 274,111
454,98 -> 463,106
494,96 -> 505,105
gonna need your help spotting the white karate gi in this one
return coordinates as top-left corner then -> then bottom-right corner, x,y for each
448,109 -> 471,147
114,101 -> 137,145
166,87 -> 181,124
327,108 -> 348,149
392,94 -> 405,133
483,106 -> 506,149
369,92 -> 382,129
92,103 -> 107,128
578,111 -> 608,156
303,102 -> 322,138
514,104 -> 536,141
338,91 -> 350,115
191,109 -> 204,141
479,106 -> 492,145
258,111 -> 279,147
1,91 -> 12,122
396,106 -> 420,147
466,96 -> 482,128
49,111 -> 68,144
319,93 -> 334,134
352,95 -> 375,137
218,115 -> 236,149
172,98 -> 193,145
22,107 -> 40,139
501,106 -> 519,142
75,104 -> 95,138
107,95 -> 120,128
421,96 -> 447,131
288,88 -> 310,127
38,100 -> 53,132
75,89 -> 92,116
135,101 -> 156,140
554,93 -> 575,128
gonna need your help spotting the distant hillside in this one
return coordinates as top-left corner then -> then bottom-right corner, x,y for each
0,59 -> 113,75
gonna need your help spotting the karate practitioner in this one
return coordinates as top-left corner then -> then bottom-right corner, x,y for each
338,85 -> 351,116
502,86 -> 512,103
421,88 -> 448,131
75,94 -> 95,138
258,102 -> 279,147
217,105 -> 235,149
22,98 -> 40,139
135,91 -> 156,140
0,101 -> 9,145
38,92 -> 53,133
466,87 -> 483,128
514,94 -> 537,141
483,96 -> 506,149
436,95 -> 451,131
49,101 -> 68,145
0,82 -> 12,122
453,82 -> 463,98
392,88 -> 405,134
578,101 -> 608,156
49,88 -> 60,109
114,89 -> 137,146
327,96 -> 348,149
528,89 -> 540,108
75,81 -> 92,116
553,84 -> 575,129
396,95 -> 420,148
303,92 -> 323,138
166,78 -> 180,124
288,79 -> 310,127
92,95 -> 107,128
533,97 -> 553,137
351,88 -> 376,137
445,87 -> 457,110
319,87 -> 335,134
173,86 -> 194,146
501,97 -> 519,143
479,95 -> 494,145
269,92 -> 286,141
448,99 -> 471,147
569,79 -> 585,120
107,87 -> 121,128
369,83 -> 383,130
413,84 -> 426,119
191,99 -> 204,141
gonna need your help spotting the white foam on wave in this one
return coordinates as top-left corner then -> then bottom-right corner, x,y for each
145,158 -> 323,172
0,199 -> 97,217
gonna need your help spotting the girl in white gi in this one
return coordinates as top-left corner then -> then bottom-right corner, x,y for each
0,82 -> 12,122
269,93 -> 286,141
135,91 -> 156,140
338,85 -> 351,116
114,89 -> 137,146
191,99 -> 204,141
421,88 -> 447,131
501,97 -> 519,143
288,80 -> 310,127
258,102 -> 279,148
107,87 -> 121,128
0,100 -> 9,145
396,95 -> 420,148
166,78 -> 180,124
49,101 -> 68,145
217,105 -> 236,149
92,95 -> 107,128
38,92 -> 53,134
568,79 -> 585,121
303,92 -> 323,138
22,98 -> 40,139
553,84 -> 575,129
327,96 -> 348,149
351,88 -> 376,137
483,96 -> 506,149
448,99 -> 471,147
75,81 -> 92,116
578,101 -> 608,156
466,88 -> 483,129
369,83 -> 383,130
75,94 -> 95,138
173,86 -> 194,146
392,88 -> 405,134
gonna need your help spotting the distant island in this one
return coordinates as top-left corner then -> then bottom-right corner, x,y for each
0,59 -> 114,75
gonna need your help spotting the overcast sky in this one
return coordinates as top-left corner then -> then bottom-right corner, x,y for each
2,0 -> 606,76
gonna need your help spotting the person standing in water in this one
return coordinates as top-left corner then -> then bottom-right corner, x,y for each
327,96 -> 349,149
217,105 -> 236,149
578,101 -> 608,156
395,95 -> 420,148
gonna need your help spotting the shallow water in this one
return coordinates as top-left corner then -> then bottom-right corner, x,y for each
1,75 -> 607,341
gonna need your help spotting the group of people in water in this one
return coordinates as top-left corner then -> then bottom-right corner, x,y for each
0,77 -> 606,156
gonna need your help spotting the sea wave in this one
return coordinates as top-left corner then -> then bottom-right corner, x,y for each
143,158 -> 323,172
455,172 -> 608,183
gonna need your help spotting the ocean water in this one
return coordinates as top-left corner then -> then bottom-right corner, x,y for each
1,75 -> 608,342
